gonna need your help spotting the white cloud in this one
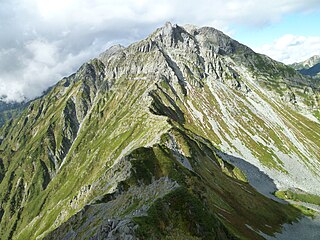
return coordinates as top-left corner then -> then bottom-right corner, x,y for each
1,0 -> 320,102
255,35 -> 320,64
0,39 -> 112,102
25,40 -> 58,65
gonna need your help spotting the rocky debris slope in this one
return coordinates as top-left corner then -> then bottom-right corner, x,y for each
0,22 -> 319,239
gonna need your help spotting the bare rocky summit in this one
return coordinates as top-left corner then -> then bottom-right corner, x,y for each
0,23 -> 320,239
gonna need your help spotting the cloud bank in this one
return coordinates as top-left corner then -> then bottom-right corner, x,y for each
1,0 -> 320,101
256,35 -> 320,64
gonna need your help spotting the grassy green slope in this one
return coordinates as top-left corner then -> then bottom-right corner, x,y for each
0,23 -> 318,240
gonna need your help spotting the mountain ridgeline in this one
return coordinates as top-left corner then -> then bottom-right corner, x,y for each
291,55 -> 320,78
0,23 -> 320,239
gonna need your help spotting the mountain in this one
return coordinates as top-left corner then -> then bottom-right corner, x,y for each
291,55 -> 320,70
291,55 -> 320,78
0,22 -> 320,239
0,100 -> 26,127
299,63 -> 320,78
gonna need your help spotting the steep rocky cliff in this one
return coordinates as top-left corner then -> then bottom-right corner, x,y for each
0,22 -> 320,239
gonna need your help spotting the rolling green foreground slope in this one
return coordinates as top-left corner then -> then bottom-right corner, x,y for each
0,23 -> 320,239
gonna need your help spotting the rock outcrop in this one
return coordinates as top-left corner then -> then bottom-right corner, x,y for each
0,23 -> 319,239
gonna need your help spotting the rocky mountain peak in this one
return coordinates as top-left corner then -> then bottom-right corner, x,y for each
162,21 -> 176,35
291,55 -> 320,79
291,55 -> 320,70
149,22 -> 193,49
99,44 -> 125,65
0,23 -> 320,240
307,55 -> 320,65
301,55 -> 320,68
149,22 -> 250,58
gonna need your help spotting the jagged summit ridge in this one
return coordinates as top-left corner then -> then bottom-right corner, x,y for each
0,22 -> 319,240
291,55 -> 320,78
100,22 -> 250,60
99,44 -> 125,64
148,21 -> 250,56
291,55 -> 320,70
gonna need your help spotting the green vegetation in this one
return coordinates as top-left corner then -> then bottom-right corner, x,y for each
275,190 -> 320,206
291,205 -> 317,218
0,23 -> 319,240
134,187 -> 234,240
0,101 -> 26,127
314,110 -> 320,122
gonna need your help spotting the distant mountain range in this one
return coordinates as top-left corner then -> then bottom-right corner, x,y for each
0,101 -> 26,127
291,55 -> 320,78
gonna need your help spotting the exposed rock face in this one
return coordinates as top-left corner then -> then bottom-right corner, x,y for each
291,55 -> 320,70
0,23 -> 320,239
291,55 -> 320,79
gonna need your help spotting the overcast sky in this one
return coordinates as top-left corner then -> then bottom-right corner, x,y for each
1,0 -> 320,102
